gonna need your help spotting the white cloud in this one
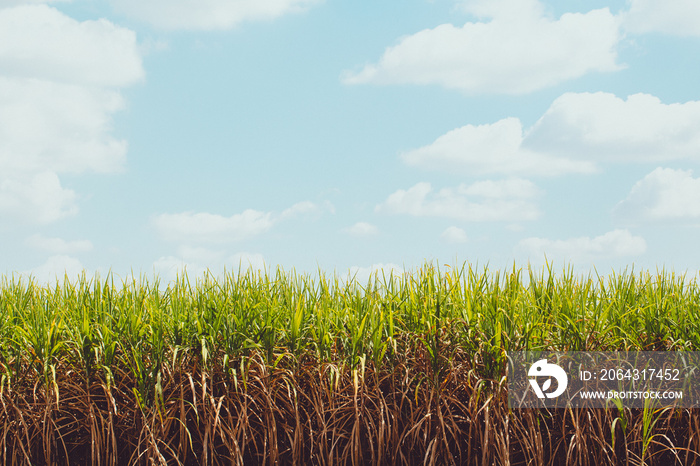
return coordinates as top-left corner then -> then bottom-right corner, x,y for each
153,250 -> 267,283
0,78 -> 128,175
24,255 -> 87,284
138,37 -> 169,56
401,118 -> 595,176
110,0 -> 322,30
229,252 -> 267,273
517,229 -> 647,263
0,0 -> 70,8
524,92 -> 700,163
152,201 -> 321,280
404,91 -> 700,177
25,234 -> 93,254
441,226 -> 468,244
621,0 -> 700,36
0,5 -> 143,86
177,245 -> 226,264
614,168 -> 700,224
322,200 -> 336,215
152,200 -> 322,243
344,221 -> 378,237
0,5 -> 143,224
153,246 -> 225,278
0,171 -> 77,224
152,256 -> 209,283
401,117 -> 596,176
376,180 -> 541,222
343,1 -> 621,94
152,210 -> 275,244
280,201 -> 319,219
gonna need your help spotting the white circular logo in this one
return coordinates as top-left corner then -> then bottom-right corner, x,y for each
528,359 -> 568,399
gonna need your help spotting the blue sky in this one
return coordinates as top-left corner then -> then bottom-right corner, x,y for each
2,0 -> 700,283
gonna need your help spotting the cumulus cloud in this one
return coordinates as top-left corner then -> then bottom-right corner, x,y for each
152,201 -> 321,279
230,252 -> 267,272
110,0 -> 322,30
403,91 -> 700,177
344,222 -> 378,237
153,246 -> 227,281
152,210 -> 275,244
152,200 -> 322,243
621,0 -> 700,36
441,226 -> 468,244
281,201 -> 319,219
376,179 -> 541,222
401,117 -> 596,177
153,249 -> 267,283
0,78 -> 129,175
152,256 -> 209,283
0,5 -> 143,86
343,0 -> 621,94
25,234 -> 93,254
524,92 -> 700,163
24,255 -> 87,284
517,229 -> 647,263
0,171 -> 78,223
0,5 -> 143,224
614,168 -> 700,224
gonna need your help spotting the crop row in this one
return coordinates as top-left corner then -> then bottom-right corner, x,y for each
2,263 -> 699,393
0,262 -> 699,464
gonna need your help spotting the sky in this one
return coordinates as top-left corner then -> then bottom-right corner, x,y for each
2,0 -> 700,284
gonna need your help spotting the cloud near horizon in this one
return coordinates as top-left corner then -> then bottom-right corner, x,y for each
614,168 -> 700,225
376,179 -> 542,222
152,248 -> 267,283
517,229 -> 647,264
152,210 -> 275,244
441,226 -> 468,244
151,201 -> 323,244
22,255 -> 88,284
344,221 -> 379,237
25,234 -> 93,254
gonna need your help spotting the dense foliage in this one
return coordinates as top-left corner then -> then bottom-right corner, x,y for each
1,263 -> 699,464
